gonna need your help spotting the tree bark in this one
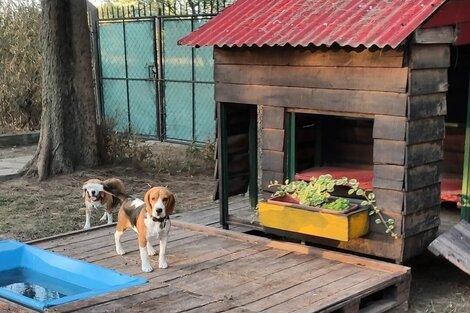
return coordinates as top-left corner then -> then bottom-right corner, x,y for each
27,0 -> 99,180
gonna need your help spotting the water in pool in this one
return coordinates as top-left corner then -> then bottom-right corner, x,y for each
0,268 -> 90,302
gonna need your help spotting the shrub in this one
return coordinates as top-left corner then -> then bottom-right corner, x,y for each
0,0 -> 42,130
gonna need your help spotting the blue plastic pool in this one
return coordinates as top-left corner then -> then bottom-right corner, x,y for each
0,240 -> 147,311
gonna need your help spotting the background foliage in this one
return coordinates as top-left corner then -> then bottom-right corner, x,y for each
0,0 -> 41,131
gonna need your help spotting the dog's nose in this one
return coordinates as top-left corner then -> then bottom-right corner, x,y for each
91,190 -> 96,195
156,208 -> 163,214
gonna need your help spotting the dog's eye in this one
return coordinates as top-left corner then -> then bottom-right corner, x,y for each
151,197 -> 156,201
162,197 -> 168,202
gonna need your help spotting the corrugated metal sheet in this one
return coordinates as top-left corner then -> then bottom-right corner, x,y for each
178,0 -> 447,48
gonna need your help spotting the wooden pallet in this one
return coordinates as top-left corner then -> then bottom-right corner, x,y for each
1,219 -> 410,313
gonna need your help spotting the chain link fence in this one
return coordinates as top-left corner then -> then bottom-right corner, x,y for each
97,1 -> 233,144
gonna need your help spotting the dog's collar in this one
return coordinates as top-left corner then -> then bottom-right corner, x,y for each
152,215 -> 170,229
152,215 -> 169,223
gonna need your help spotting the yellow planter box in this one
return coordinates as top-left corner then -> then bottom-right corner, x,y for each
258,200 -> 369,241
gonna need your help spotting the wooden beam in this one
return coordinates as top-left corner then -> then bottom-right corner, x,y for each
402,206 -> 440,238
413,26 -> 456,44
407,116 -> 445,145
403,227 -> 439,260
373,115 -> 406,141
409,69 -> 448,96
373,139 -> 406,165
373,164 -> 405,191
407,94 -> 447,120
428,220 -> 470,275
404,184 -> 441,214
262,129 -> 284,151
217,102 -> 229,228
249,106 -> 258,210
286,112 -> 296,181
218,102 -> 229,229
409,44 -> 450,69
262,106 -> 284,129
406,141 -> 443,167
374,188 -> 404,214
406,163 -> 441,191
262,150 -> 284,172
216,83 -> 408,117
214,46 -> 404,68
216,64 -> 408,93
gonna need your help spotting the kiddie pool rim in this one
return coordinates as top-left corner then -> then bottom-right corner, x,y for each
0,240 -> 148,311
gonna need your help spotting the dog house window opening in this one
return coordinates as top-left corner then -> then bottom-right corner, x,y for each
287,112 -> 374,184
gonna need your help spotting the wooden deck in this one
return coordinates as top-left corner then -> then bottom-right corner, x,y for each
1,197 -> 410,313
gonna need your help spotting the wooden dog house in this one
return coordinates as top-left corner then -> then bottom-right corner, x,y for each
179,0 -> 470,262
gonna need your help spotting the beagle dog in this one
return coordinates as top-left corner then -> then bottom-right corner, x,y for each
82,178 -> 125,229
107,186 -> 175,272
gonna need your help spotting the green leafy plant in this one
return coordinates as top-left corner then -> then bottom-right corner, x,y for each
269,174 -> 398,239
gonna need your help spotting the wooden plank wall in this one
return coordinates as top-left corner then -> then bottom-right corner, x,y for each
401,40 -> 450,260
215,46 -> 409,261
215,47 -> 408,117
261,106 -> 285,199
214,36 -> 451,261
372,35 -> 451,260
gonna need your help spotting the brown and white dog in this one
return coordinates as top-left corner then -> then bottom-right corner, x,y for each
82,178 -> 125,229
106,186 -> 175,272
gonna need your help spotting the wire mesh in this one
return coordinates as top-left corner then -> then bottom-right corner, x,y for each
98,10 -> 220,143
98,1 -> 235,19
99,20 -> 158,137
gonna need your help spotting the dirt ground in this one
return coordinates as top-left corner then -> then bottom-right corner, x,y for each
0,143 -> 469,312
0,143 -> 215,241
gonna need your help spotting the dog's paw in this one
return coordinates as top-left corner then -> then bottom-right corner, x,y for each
83,223 -> 91,229
147,245 -> 157,256
141,263 -> 153,272
116,247 -> 126,255
158,259 -> 168,269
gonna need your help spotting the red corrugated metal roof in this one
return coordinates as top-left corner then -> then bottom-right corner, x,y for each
178,0 -> 447,48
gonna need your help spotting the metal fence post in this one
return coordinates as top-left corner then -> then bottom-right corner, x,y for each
156,9 -> 165,141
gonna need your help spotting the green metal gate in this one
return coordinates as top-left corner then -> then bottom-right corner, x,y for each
99,19 -> 158,137
96,3 -> 229,143
162,17 -> 214,143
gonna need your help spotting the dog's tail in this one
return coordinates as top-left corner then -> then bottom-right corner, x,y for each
102,184 -> 133,202
102,178 -> 130,207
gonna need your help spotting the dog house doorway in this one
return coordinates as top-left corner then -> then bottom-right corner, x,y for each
444,44 -> 470,221
286,112 -> 374,191
215,102 -> 258,229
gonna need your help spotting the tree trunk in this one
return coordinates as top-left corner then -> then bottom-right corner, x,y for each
27,0 -> 99,180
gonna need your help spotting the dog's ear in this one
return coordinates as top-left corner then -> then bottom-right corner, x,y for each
82,185 -> 87,198
166,192 -> 175,215
144,189 -> 152,212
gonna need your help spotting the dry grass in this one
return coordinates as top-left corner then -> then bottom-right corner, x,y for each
0,0 -> 41,130
99,118 -> 215,176
0,141 -> 216,242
